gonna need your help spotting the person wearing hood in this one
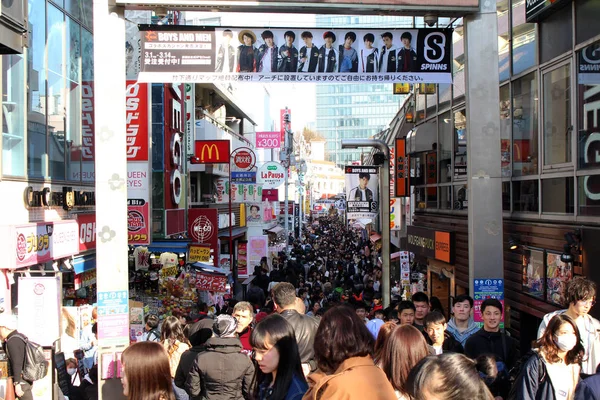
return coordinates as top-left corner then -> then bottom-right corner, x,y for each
446,294 -> 480,347
185,315 -> 254,400
465,299 -> 519,399
174,318 -> 213,391
423,311 -> 464,354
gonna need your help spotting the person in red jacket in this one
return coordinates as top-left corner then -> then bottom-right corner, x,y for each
233,301 -> 254,355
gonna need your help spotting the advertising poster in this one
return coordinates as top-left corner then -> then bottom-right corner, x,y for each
546,252 -> 573,306
231,183 -> 263,203
248,235 -> 268,273
256,131 -> 281,149
246,203 -> 264,226
14,221 -> 79,269
97,290 -> 130,347
345,165 -> 379,220
188,209 -> 219,266
139,27 -> 453,84
237,241 -> 248,277
17,277 -> 61,347
522,248 -> 544,300
473,279 -> 504,329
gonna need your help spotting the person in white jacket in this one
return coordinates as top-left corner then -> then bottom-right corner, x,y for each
538,276 -> 600,375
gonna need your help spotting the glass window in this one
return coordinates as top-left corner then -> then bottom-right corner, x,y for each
65,0 -> 81,20
410,152 -> 426,186
416,92 -> 425,123
453,184 -> 468,210
440,186 -> 452,210
454,110 -> 467,180
498,0 -> 510,82
426,87 -> 437,117
502,181 -> 510,211
439,111 -> 452,183
579,175 -> 600,216
439,83 -> 451,111
513,180 -> 539,212
500,85 -> 511,177
512,72 -> 539,177
577,41 -> 600,171
414,187 -> 426,210
28,0 -> 47,178
66,18 -> 82,182
576,0 -> 600,45
426,186 -> 437,209
542,177 -> 574,213
539,6 -> 572,64
47,5 -> 66,180
543,64 -> 571,166
2,54 -> 26,177
512,0 -> 537,75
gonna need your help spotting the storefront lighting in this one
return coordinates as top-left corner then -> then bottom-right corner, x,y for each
508,237 -> 519,250
150,254 -> 156,259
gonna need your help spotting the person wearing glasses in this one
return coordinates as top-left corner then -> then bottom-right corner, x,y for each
538,277 -> 600,376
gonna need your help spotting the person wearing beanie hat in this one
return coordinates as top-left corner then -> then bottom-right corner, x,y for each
185,314 -> 254,400
0,314 -> 33,399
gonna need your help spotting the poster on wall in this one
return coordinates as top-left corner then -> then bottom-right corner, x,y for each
248,235 -> 268,273
18,276 -> 61,347
546,252 -> 573,306
139,27 -> 453,84
345,165 -> 379,220
522,248 -> 545,300
246,203 -> 264,226
237,241 -> 248,277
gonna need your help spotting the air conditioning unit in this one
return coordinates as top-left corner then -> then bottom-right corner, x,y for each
0,0 -> 27,54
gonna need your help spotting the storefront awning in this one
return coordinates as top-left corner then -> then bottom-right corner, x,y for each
265,225 -> 284,234
370,233 -> 382,243
218,227 -> 247,240
391,251 -> 401,261
73,254 -> 96,275
147,240 -> 190,253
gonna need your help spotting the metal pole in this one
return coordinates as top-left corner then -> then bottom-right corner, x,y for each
341,139 -> 390,307
283,108 -> 291,255
229,155 -> 237,296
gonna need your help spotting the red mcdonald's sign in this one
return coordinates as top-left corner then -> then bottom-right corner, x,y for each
193,140 -> 230,164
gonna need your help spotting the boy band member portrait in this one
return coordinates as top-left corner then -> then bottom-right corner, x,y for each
216,29 -> 235,73
361,33 -> 379,73
397,31 -> 418,73
256,30 -> 278,72
319,31 -> 338,73
349,172 -> 374,202
298,31 -> 320,72
278,31 -> 299,72
379,31 -> 397,73
339,31 -> 359,73
237,30 -> 257,73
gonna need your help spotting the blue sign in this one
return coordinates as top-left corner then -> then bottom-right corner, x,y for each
97,290 -> 129,315
473,278 -> 504,300
231,171 -> 256,184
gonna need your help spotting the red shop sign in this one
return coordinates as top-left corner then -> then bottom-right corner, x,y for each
195,273 -> 227,292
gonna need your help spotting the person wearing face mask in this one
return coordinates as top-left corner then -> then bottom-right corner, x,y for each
509,314 -> 584,400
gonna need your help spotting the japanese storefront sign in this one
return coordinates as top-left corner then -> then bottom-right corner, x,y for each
231,147 -> 257,171
17,277 -> 61,347
395,138 -> 409,197
189,244 -> 212,263
237,241 -> 248,277
188,208 -> 219,266
473,279 -> 504,329
125,82 -> 149,161
194,140 -> 231,164
390,198 -> 402,231
257,162 -> 286,189
389,145 -> 395,198
345,165 -> 379,220
97,290 -> 130,346
231,184 -> 263,202
77,213 -> 96,252
406,226 -> 454,264
196,273 -> 227,292
256,131 -> 281,149
13,220 -> 79,269
231,170 -> 257,184
248,235 -> 268,272
138,27 -> 453,84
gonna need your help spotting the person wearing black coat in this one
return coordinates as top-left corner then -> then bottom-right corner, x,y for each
575,369 -> 600,400
185,315 -> 254,400
174,319 -> 213,391
423,311 -> 464,354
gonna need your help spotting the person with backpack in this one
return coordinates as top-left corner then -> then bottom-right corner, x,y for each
509,313 -> 584,400
143,314 -> 161,342
0,314 -> 33,399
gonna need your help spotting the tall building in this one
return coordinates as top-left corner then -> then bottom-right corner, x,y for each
315,15 -> 413,167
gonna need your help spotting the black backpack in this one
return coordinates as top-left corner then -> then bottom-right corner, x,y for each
507,350 -> 545,400
6,333 -> 49,382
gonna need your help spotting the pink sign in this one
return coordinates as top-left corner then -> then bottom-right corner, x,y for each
248,235 -> 268,271
14,221 -> 79,268
256,131 -> 281,149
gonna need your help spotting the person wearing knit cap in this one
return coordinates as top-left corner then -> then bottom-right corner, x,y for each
185,314 -> 254,399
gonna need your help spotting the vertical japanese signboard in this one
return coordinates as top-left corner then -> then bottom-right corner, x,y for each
473,278 -> 505,329
395,138 -> 409,197
345,165 -> 379,220
188,208 -> 219,266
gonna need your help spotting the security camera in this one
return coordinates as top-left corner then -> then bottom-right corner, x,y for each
424,14 -> 438,27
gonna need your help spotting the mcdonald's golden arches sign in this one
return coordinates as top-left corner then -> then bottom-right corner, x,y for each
193,140 -> 230,164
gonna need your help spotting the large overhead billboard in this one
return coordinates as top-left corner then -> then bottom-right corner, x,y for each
138,26 -> 453,84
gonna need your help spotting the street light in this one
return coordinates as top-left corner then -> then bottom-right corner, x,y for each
342,139 -> 391,308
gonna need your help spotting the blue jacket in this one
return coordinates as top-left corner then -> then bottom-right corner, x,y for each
575,373 -> 600,400
258,374 -> 308,400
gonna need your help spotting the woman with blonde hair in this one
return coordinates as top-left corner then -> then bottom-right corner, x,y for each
122,341 -> 175,400
161,316 -> 191,400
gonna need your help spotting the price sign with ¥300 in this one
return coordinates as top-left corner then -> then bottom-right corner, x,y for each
160,265 -> 178,278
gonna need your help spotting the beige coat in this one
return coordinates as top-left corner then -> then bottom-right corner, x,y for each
303,356 -> 397,400
163,339 -> 190,378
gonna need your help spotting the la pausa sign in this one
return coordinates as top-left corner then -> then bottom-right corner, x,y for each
258,162 -> 285,189
407,226 -> 454,264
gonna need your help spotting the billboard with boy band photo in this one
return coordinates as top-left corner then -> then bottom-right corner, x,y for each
345,165 -> 380,221
138,26 -> 452,84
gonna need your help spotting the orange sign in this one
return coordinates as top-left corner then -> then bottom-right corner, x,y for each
435,231 -> 451,263
194,140 -> 230,164
395,138 -> 409,197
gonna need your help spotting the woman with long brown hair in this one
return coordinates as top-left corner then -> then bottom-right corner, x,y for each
379,324 -> 430,400
509,314 -> 584,400
373,321 -> 397,366
161,316 -> 190,400
122,341 -> 175,400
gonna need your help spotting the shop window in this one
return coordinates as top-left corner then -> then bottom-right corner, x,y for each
438,83 -> 451,111
513,179 -> 539,212
577,41 -> 600,171
578,175 -> 600,217
438,111 -> 452,183
512,0 -> 537,75
498,0 -> 510,82
416,92 -> 425,122
440,186 -> 452,210
500,85 -> 511,178
152,172 -> 165,209
410,152 -> 426,186
453,184 -> 468,210
2,54 -> 26,177
539,6 -> 572,64
543,64 -> 571,166
414,187 -> 426,210
454,110 -> 467,180
426,186 -> 438,209
512,72 -> 539,177
542,177 -> 574,214
27,0 -> 47,179
576,0 -> 600,45
502,181 -> 511,211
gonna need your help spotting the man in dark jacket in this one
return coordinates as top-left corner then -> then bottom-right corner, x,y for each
575,367 -> 600,400
185,315 -> 254,400
174,318 -> 213,391
423,311 -> 464,354
273,282 -> 319,376
0,314 -> 32,400
465,299 -> 519,399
